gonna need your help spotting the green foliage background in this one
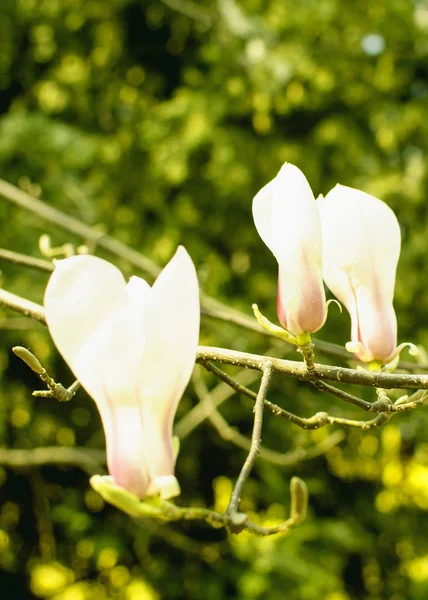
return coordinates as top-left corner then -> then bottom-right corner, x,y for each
1,0 -> 428,598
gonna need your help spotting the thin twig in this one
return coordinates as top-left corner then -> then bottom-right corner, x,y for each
0,447 -> 106,475
0,288 -> 47,322
192,367 -> 337,465
175,367 -> 260,438
226,362 -> 273,523
192,368 -> 259,454
3,177 -> 416,369
201,361 -> 396,432
312,379 -> 373,412
159,497 -> 303,537
2,287 -> 428,393
0,179 -> 160,278
0,248 -> 54,272
200,360 -> 323,427
95,474 -> 308,537
328,413 -> 392,430
196,346 -> 428,391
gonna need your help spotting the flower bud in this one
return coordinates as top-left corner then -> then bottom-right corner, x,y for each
318,185 -> 401,363
44,247 -> 200,499
253,163 -> 327,335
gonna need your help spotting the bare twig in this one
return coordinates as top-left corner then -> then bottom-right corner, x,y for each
200,361 -> 399,433
192,367 -> 341,465
0,179 -> 160,278
0,447 -> 106,475
199,360 -> 325,428
13,346 -> 80,402
0,288 -> 46,322
226,362 -> 273,526
311,379 -> 373,412
196,346 -> 428,391
2,177 -> 412,369
175,366 -> 260,438
93,474 -> 308,537
0,248 -> 53,273
2,287 -> 428,393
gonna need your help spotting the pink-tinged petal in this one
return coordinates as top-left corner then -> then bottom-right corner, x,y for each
318,185 -> 401,363
44,256 -> 137,406
253,163 -> 326,334
353,287 -> 397,362
44,250 -> 200,499
107,406 -> 150,498
136,246 -> 200,480
44,255 -> 151,496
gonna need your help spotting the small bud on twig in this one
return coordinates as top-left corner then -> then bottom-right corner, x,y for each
13,346 -> 45,374
289,476 -> 308,525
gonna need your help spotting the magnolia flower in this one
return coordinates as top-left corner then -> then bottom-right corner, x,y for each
317,185 -> 400,364
252,163 -> 327,335
44,247 -> 200,500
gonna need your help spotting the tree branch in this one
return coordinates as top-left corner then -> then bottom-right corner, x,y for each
197,346 -> 428,391
191,366 -> 342,465
175,365 -> 260,438
1,177 -> 405,368
226,362 -> 272,523
0,248 -> 54,272
0,447 -> 106,475
2,286 -> 428,393
0,179 -> 160,278
0,288 -> 47,323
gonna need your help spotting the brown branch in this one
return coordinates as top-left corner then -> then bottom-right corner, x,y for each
197,346 -> 428,391
1,177 -> 407,368
0,179 -> 160,278
226,362 -> 272,520
192,366 -> 342,465
1,286 -> 428,394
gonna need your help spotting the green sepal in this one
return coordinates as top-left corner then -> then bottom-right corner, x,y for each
90,475 -> 162,518
252,304 -> 298,345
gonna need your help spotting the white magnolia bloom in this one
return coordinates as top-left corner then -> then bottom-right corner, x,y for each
318,185 -> 400,363
252,163 -> 327,335
44,247 -> 200,499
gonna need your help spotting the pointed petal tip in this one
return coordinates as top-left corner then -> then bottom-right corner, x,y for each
169,245 -> 197,273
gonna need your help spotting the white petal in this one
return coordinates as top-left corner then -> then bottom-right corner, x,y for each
252,178 -> 276,254
107,406 -> 151,498
270,163 -> 321,264
127,275 -> 151,306
318,185 -> 401,361
253,163 -> 320,259
44,256 -> 148,406
137,246 -> 200,479
44,255 -> 151,494
318,185 -> 400,305
253,163 -> 326,334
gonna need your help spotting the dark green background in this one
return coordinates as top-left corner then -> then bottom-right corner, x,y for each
1,0 -> 428,598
